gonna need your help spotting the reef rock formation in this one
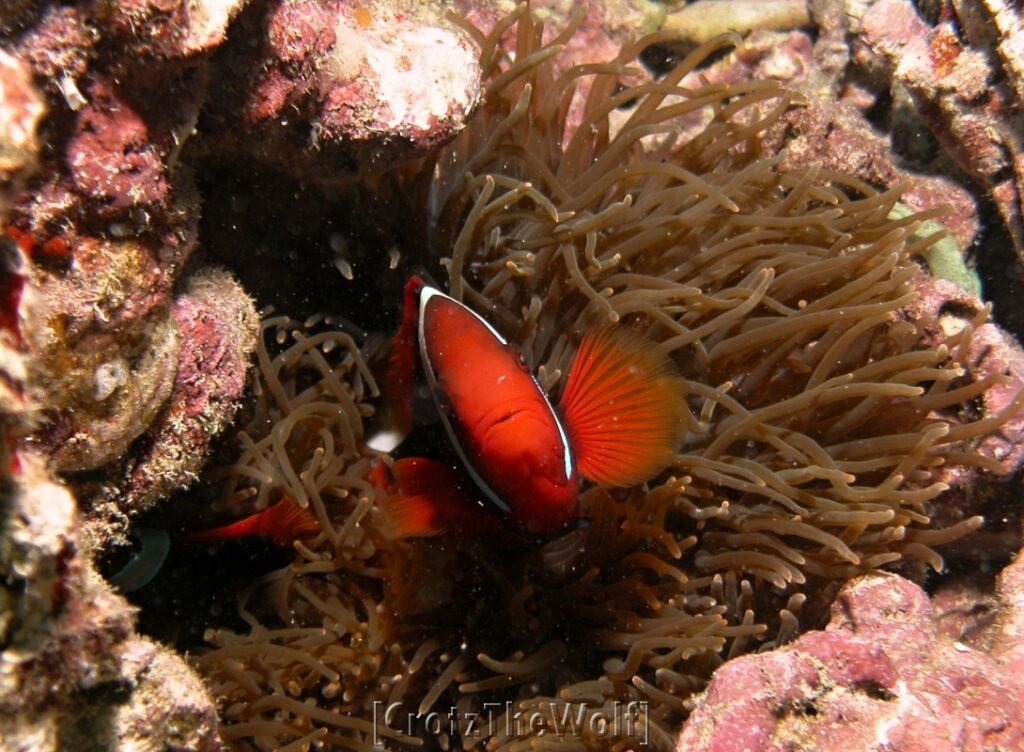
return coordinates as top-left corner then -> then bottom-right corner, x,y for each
0,456 -> 221,751
203,0 -> 483,179
122,267 -> 259,514
676,569 -> 1024,752
857,0 -> 1024,264
0,49 -> 42,211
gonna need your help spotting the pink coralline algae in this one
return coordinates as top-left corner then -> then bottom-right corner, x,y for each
67,77 -> 173,216
720,8 -> 980,256
898,273 -> 1024,556
770,98 -> 979,252
626,6 -> 983,261
206,0 -> 482,177
858,0 -> 1024,262
992,551 -> 1024,676
676,571 -> 1024,752
124,267 -> 259,511
96,0 -> 248,59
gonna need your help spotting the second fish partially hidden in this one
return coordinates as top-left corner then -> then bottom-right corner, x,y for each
370,275 -> 690,535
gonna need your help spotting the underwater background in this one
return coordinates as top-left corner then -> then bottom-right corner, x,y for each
2,1 -> 1024,750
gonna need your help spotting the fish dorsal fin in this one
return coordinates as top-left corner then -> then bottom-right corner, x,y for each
558,326 -> 688,487
366,277 -> 425,453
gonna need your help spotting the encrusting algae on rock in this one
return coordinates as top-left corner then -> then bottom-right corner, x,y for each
187,5 -> 1024,750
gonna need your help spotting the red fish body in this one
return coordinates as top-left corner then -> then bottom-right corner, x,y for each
371,275 -> 689,538
418,285 -> 577,532
186,276 -> 688,546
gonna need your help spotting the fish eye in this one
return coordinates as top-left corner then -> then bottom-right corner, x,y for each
433,387 -> 452,412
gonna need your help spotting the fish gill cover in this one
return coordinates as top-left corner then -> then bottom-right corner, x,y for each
189,5 -> 1021,750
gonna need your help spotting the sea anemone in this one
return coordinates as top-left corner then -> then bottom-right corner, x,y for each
191,5 -> 1021,750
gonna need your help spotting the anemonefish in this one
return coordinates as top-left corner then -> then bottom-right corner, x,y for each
368,275 -> 689,537
183,497 -> 320,547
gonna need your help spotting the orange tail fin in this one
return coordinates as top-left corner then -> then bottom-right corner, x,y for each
373,457 -> 492,539
558,327 -> 688,487
257,498 -> 321,546
183,498 -> 319,547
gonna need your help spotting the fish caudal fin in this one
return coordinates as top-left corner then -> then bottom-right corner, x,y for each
374,457 -> 490,539
558,326 -> 688,487
258,498 -> 321,546
183,497 -> 319,547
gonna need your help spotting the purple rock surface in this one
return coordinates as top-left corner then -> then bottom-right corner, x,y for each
677,571 -> 1024,752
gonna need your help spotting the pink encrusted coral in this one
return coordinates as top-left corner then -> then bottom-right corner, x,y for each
125,267 -> 259,511
206,0 -> 481,177
676,572 -> 1024,752
96,0 -> 248,59
0,459 -> 220,751
66,78 -> 172,216
858,0 -> 1024,262
897,273 -> 1024,556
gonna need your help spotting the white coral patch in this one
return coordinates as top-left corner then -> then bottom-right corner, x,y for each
95,358 -> 129,401
327,18 -> 481,136
366,26 -> 480,132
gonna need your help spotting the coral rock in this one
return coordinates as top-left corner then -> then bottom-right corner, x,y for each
993,549 -> 1024,676
769,100 -> 979,252
64,74 -> 205,222
1,454 -> 221,752
677,572 -> 1024,752
24,236 -> 182,472
16,6 -> 95,99
88,638 -> 221,751
124,266 -> 259,511
859,0 -> 1024,261
0,458 -> 134,744
899,274 -> 1024,557
97,0 -> 249,59
0,50 -> 44,209
207,0 -> 481,177
662,0 -> 811,44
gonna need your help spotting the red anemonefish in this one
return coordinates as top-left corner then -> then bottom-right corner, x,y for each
368,275 -> 688,537
183,497 -> 320,547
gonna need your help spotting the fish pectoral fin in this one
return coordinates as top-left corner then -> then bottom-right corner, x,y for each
558,326 -> 692,487
379,457 -> 488,539
380,457 -> 461,538
181,498 -> 318,547
380,494 -> 450,539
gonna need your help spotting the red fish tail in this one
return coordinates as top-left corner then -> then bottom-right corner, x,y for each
183,497 -> 319,547
558,326 -> 691,487
259,498 -> 321,546
182,512 -> 263,544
